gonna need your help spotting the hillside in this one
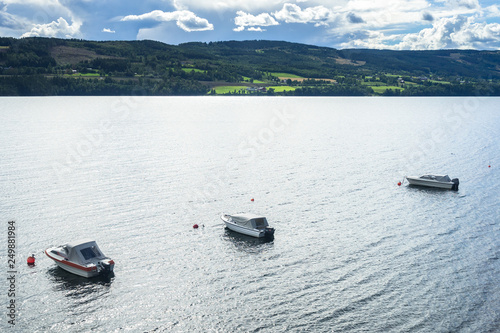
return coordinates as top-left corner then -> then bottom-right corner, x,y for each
1,37 -> 499,96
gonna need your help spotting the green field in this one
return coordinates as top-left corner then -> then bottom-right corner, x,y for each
64,73 -> 101,77
370,86 -> 404,93
181,68 -> 206,73
271,72 -> 304,78
362,81 -> 386,86
75,73 -> 100,77
241,76 -> 266,84
2,38 -> 498,97
429,80 -> 451,84
166,67 -> 206,73
268,86 -> 297,92
212,86 -> 249,94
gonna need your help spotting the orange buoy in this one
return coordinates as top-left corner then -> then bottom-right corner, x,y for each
193,224 -> 199,229
27,254 -> 35,265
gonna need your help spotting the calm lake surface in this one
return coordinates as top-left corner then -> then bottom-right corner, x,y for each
0,97 -> 499,332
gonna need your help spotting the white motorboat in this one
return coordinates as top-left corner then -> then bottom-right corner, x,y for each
45,239 -> 115,278
221,213 -> 275,240
405,174 -> 459,191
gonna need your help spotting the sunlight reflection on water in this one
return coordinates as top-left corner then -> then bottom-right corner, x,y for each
0,97 -> 499,332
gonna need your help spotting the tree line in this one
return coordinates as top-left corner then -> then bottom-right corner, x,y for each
1,37 -> 500,96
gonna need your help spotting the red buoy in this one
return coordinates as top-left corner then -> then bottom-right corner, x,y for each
397,182 -> 402,186
489,165 -> 491,168
27,254 -> 35,265
193,224 -> 199,229
251,198 -> 254,202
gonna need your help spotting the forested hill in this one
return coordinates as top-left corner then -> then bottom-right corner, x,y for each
180,40 -> 500,79
1,37 -> 499,96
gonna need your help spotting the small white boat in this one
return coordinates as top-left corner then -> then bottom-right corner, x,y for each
221,213 -> 275,239
406,174 -> 459,191
45,239 -> 115,278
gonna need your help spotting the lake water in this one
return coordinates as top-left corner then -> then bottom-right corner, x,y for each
0,97 -> 499,332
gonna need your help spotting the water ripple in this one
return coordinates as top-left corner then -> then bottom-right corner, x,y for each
1,97 -> 499,332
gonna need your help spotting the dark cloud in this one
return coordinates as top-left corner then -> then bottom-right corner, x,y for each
348,30 -> 371,40
422,12 -> 434,22
455,0 -> 480,10
347,12 -> 364,24
0,13 -> 17,29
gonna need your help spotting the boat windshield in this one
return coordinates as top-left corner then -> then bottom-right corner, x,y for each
80,247 -> 101,260
421,175 -> 451,182
254,218 -> 268,229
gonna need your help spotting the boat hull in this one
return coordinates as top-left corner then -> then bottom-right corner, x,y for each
221,215 -> 274,239
45,249 -> 114,278
406,177 -> 454,189
224,221 -> 265,238
53,260 -> 99,278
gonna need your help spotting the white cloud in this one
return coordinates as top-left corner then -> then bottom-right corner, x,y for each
121,10 -> 214,32
484,5 -> 500,18
437,0 -> 480,10
399,16 -> 466,49
273,3 -> 334,26
341,0 -> 430,29
0,9 -> 27,30
172,0 -> 187,11
21,17 -> 81,38
340,15 -> 500,50
340,30 -> 399,49
233,3 -> 341,31
3,0 -> 78,21
1,0 -> 499,50
325,0 -> 492,46
170,0 -> 287,12
3,0 -> 84,38
233,11 -> 279,31
248,27 -> 266,32
397,15 -> 500,49
2,0 -> 63,6
346,0 -> 430,12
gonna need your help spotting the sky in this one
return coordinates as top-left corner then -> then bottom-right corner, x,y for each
1,0 -> 500,50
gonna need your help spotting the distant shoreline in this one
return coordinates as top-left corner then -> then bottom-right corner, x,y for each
1,37 -> 500,97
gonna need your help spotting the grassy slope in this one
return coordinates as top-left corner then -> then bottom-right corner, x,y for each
1,37 -> 500,96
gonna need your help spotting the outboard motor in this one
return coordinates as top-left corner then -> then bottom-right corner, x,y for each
264,227 -> 275,241
451,178 -> 459,191
98,260 -> 113,275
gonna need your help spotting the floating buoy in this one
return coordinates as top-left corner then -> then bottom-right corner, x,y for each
489,165 -> 491,168
251,198 -> 254,202
27,254 -> 35,265
397,182 -> 402,186
193,224 -> 199,229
